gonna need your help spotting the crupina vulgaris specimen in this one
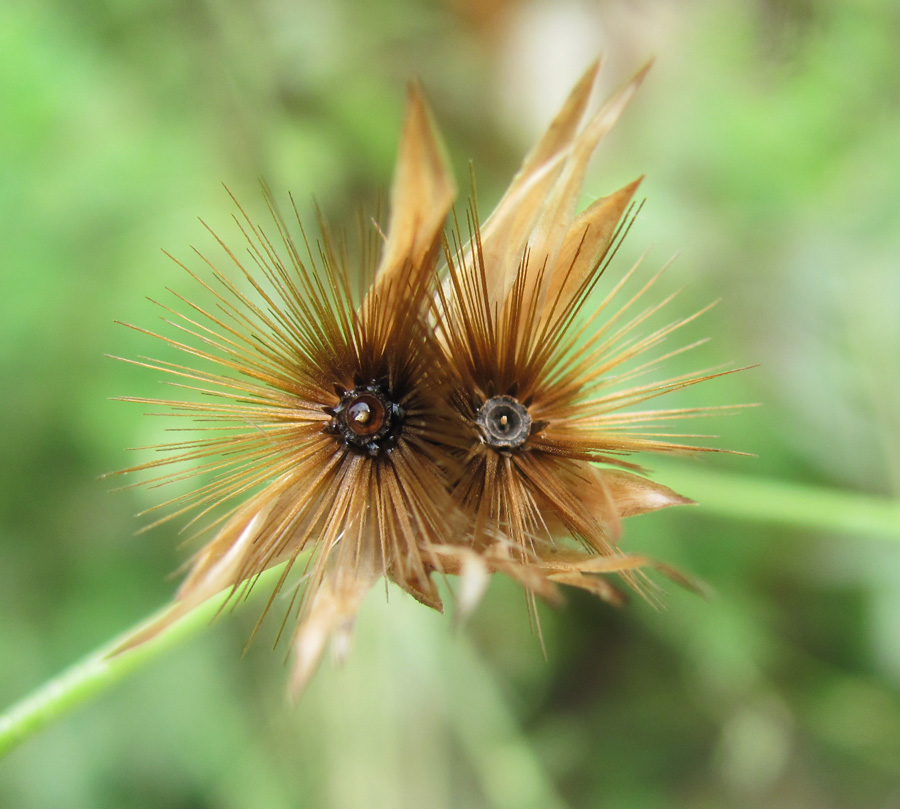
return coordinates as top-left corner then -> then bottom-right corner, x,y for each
114,62 -> 742,691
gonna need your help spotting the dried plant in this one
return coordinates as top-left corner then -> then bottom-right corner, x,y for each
114,88 -> 467,691
429,62 -> 742,613
114,62 -> 742,691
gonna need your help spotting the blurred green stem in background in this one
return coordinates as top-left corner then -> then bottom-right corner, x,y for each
653,461 -> 900,541
1,462 -> 898,761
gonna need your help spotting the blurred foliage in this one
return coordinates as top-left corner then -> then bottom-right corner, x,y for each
2,0 -> 900,807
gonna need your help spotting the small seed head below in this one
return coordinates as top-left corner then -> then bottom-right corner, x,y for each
476,395 -> 532,449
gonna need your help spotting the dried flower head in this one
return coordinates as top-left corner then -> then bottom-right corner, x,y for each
115,88 -> 467,691
114,62 -> 743,691
429,62 -> 741,610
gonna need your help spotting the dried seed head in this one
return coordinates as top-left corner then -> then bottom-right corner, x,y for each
111,63 -> 745,693
432,59 -> 745,614
112,83 -> 464,694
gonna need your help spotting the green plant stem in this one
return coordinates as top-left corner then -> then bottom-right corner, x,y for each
2,464 -> 899,759
652,460 -> 900,541
0,587 -> 241,759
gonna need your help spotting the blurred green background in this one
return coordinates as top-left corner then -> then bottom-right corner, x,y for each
3,0 -> 900,806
